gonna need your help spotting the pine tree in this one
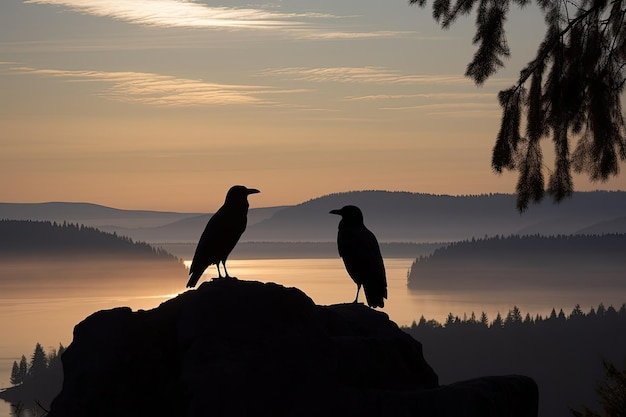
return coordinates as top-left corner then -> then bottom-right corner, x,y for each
549,308 -> 558,320
607,305 -> 618,318
491,312 -> 504,328
505,306 -> 523,326
18,355 -> 27,383
411,0 -> 626,210
47,347 -> 59,365
445,312 -> 456,327
29,343 -> 47,379
479,311 -> 489,327
468,311 -> 477,324
570,359 -> 626,417
523,312 -> 533,325
570,304 -> 585,319
10,361 -> 21,385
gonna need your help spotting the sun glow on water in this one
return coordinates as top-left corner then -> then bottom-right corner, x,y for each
1,257 -> 625,393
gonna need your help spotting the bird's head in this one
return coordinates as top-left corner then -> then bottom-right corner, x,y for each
225,185 -> 260,204
329,205 -> 364,224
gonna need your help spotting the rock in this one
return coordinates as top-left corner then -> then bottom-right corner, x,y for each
48,278 -> 537,417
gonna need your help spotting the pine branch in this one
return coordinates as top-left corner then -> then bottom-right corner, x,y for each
509,3 -> 603,95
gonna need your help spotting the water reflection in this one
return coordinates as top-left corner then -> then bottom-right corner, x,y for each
185,258 -> 626,329
1,257 -> 624,412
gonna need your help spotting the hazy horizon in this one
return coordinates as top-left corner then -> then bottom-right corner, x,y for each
2,1 -> 626,413
3,187 -> 626,213
3,1 -> 626,212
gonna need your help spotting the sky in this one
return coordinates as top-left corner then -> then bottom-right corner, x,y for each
2,0 -> 625,212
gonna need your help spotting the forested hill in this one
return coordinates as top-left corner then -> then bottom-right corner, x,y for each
3,191 -> 625,243
245,190 -> 626,242
0,219 -> 178,261
407,234 -> 626,290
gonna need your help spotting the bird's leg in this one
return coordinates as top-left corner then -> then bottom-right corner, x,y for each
353,284 -> 361,304
216,262 -> 224,279
223,261 -> 232,278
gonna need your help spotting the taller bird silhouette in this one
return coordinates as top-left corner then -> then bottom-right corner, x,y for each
186,185 -> 260,288
330,205 -> 387,308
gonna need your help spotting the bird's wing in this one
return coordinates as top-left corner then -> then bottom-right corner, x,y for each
189,206 -> 246,275
338,226 -> 387,306
338,227 -> 385,281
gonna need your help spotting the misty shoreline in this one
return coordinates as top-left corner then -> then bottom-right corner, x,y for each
157,241 -> 446,260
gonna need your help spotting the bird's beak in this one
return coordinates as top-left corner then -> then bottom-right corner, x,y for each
247,188 -> 260,195
329,209 -> 341,215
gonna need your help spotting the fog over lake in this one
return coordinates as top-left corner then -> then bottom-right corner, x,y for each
2,257 -> 624,398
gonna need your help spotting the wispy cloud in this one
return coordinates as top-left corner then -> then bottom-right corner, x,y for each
297,31 -> 417,40
381,102 -> 499,117
345,92 -> 496,101
13,66 -> 277,106
24,0 -> 328,29
258,67 -> 471,85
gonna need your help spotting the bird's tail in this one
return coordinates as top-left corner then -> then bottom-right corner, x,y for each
368,297 -> 385,308
186,272 -> 201,288
365,287 -> 387,308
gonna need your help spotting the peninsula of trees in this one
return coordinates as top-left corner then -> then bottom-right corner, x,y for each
1,343 -> 65,416
408,233 -> 626,290
0,219 -> 179,261
0,220 -> 187,295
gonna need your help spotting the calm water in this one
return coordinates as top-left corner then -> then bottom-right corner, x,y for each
1,257 -> 624,416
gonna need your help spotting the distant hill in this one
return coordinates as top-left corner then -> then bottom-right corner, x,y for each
98,206 -> 284,243
0,220 -> 180,260
576,215 -> 626,234
407,234 -> 626,290
0,202 -> 284,242
0,220 -> 187,296
0,202 -> 202,228
244,190 -> 626,242
3,190 -> 626,243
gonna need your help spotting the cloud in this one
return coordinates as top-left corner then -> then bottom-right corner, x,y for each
13,66 -> 275,106
22,1 -> 426,41
344,92 -> 496,101
258,67 -> 471,85
297,31 -> 417,40
381,102 -> 500,117
24,0 -> 328,29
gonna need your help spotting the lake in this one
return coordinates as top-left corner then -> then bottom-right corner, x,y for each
1,257 -> 624,416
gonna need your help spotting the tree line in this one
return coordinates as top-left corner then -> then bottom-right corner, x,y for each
407,233 -> 626,289
403,302 -> 626,417
411,233 -> 626,268
406,302 -> 626,331
0,219 -> 180,262
9,343 -> 65,386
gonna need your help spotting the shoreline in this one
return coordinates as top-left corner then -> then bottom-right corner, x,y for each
156,241 -> 446,260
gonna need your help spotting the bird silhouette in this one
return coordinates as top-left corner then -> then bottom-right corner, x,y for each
186,185 -> 260,287
330,205 -> 387,308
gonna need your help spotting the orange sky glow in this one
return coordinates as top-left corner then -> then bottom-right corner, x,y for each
2,0 -> 625,212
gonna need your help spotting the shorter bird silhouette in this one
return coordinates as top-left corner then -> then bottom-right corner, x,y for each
186,185 -> 260,288
330,205 -> 387,308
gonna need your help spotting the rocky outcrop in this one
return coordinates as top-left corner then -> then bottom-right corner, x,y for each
48,278 -> 537,417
